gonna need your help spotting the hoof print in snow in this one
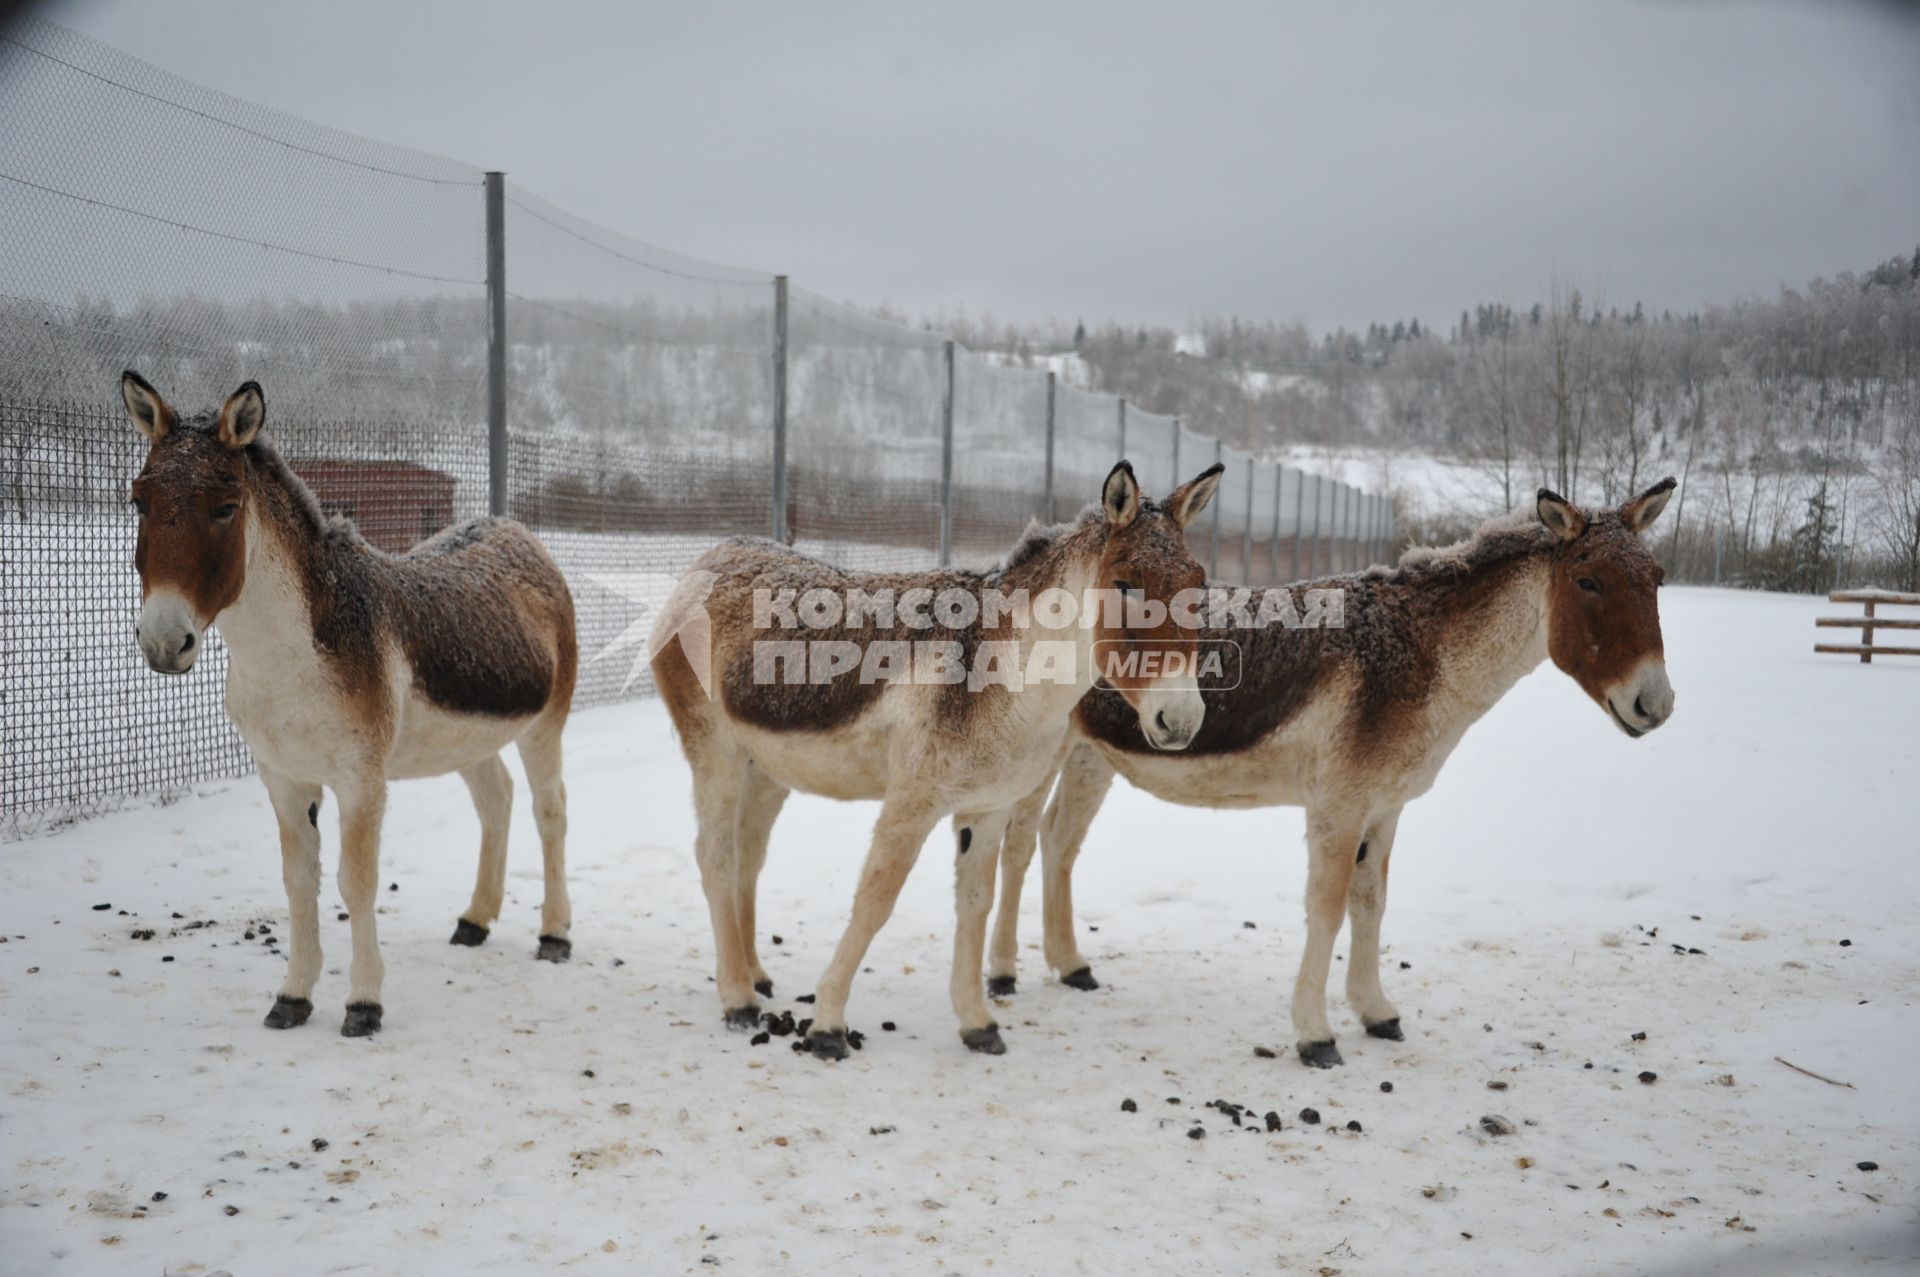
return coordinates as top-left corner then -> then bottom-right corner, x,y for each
961,1025 -> 1006,1055
1121,1098 -> 1138,1113
536,935 -> 572,963
1061,967 -> 1099,991
449,919 -> 488,947
1365,1018 -> 1404,1041
805,1029 -> 850,1061
723,1005 -> 762,1032
1298,1107 -> 1321,1125
1253,1045 -> 1278,1059
1298,1040 -> 1343,1069
263,996 -> 312,1030
1480,1114 -> 1516,1137
986,975 -> 1016,997
340,1002 -> 383,1037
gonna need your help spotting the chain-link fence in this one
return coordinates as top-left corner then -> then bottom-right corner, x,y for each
0,17 -> 1393,838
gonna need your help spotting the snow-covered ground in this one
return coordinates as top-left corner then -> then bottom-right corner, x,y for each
2,586 -> 1916,1275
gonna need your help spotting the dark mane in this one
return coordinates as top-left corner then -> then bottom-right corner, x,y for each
1365,506 -> 1555,586
992,496 -> 1180,578
242,432 -> 366,550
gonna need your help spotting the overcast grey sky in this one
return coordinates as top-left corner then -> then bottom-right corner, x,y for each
49,0 -> 1920,333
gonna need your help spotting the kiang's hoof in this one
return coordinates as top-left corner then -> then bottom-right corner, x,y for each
961,1025 -> 1007,1055
754,978 -> 775,998
449,918 -> 489,947
341,1002 -> 383,1038
723,1005 -> 762,1032
263,996 -> 312,1030
536,935 -> 572,963
1365,1017 -> 1404,1042
1298,1039 -> 1343,1069
1061,966 -> 1100,992
805,1029 -> 850,1061
986,975 -> 1017,997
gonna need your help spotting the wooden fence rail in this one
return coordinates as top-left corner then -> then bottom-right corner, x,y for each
1815,589 -> 1920,663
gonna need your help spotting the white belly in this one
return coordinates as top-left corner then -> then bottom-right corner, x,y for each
385,692 -> 531,779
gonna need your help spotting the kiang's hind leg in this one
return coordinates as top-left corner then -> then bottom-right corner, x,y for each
1345,805 -> 1404,1040
450,753 -> 513,949
690,736 -> 758,1028
734,762 -> 789,998
516,712 -> 573,962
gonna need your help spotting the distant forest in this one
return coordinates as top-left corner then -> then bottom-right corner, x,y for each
938,249 -> 1920,592
3,249 -> 1915,590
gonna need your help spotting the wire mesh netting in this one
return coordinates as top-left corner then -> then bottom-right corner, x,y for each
950,352 -> 1048,567
1214,446 -> 1250,585
787,288 -> 945,572
500,183 -> 775,703
1125,406 -> 1178,501
1249,462 -> 1279,586
0,18 -> 1391,838
1052,382 -> 1124,523
0,17 -> 490,421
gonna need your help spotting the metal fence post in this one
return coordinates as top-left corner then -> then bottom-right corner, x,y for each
1171,418 -> 1180,478
1270,466 -> 1282,584
939,339 -> 955,566
1043,371 -> 1056,523
771,274 -> 788,543
1339,484 -> 1352,573
1289,470 -> 1305,581
1347,486 -> 1358,573
484,171 -> 507,517
1210,438 -> 1223,577
1117,398 -> 1127,461
1308,475 -> 1322,578
1242,465 -> 1254,584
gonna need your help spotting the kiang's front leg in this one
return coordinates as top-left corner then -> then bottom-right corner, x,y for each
951,807 -> 1015,1053
1346,805 -> 1405,1041
334,773 -> 390,1037
987,765 -> 1059,996
1292,805 -> 1365,1068
1039,745 -> 1116,990
261,766 -> 324,1030
805,793 -> 941,1061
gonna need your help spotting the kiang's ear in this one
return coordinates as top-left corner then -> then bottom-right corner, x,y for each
1166,462 -> 1225,530
1536,487 -> 1586,542
121,370 -> 174,440
217,381 -> 265,450
1620,476 -> 1677,536
1102,460 -> 1141,529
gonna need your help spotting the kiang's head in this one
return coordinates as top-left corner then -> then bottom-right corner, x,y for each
121,371 -> 266,675
1535,478 -> 1677,738
1089,460 -> 1222,750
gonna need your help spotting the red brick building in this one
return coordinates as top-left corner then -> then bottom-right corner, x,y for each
289,459 -> 457,555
